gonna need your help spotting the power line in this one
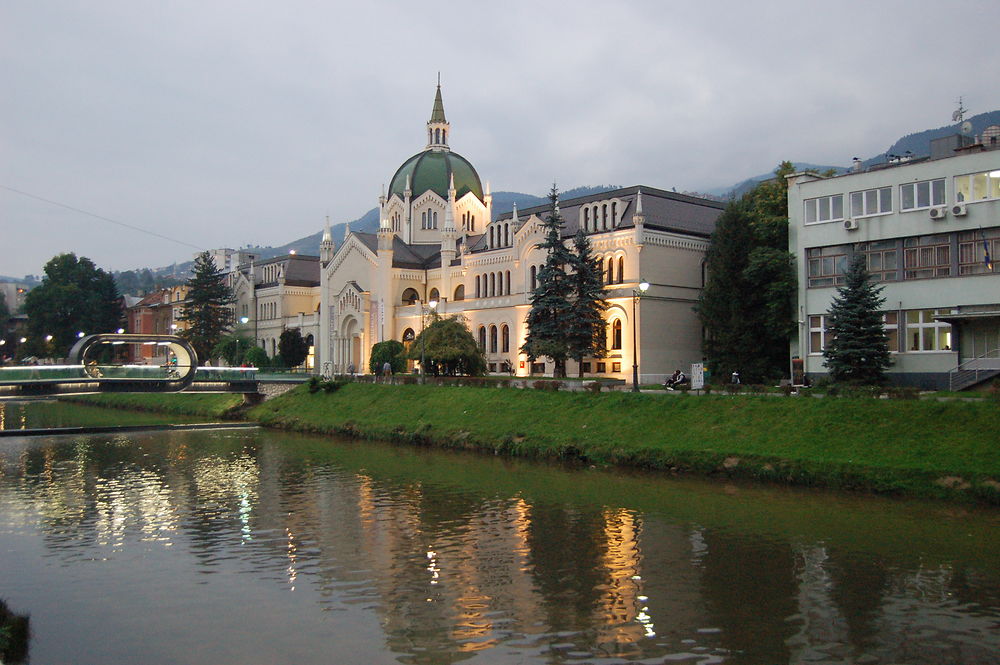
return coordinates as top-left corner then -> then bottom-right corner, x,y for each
1,184 -> 205,251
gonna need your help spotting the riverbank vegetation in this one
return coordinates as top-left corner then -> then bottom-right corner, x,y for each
65,392 -> 243,419
67,384 -> 1000,503
0,598 -> 29,664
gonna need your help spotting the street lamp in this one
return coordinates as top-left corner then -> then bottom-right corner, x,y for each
420,299 -> 438,381
631,279 -> 649,392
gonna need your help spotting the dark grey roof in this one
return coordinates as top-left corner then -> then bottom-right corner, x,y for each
351,232 -> 443,270
469,185 -> 723,254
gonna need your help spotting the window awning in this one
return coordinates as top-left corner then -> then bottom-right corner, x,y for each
934,311 -> 1000,325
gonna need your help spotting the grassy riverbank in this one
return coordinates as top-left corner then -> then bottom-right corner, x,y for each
69,385 -> 1000,503
65,392 -> 245,419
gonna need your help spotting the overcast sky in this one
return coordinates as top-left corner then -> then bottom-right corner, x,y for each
3,0 -> 999,279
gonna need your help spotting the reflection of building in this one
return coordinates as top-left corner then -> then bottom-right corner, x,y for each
319,86 -> 723,380
226,253 -> 320,367
788,131 -> 1000,388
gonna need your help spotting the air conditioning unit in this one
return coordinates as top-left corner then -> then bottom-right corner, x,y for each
843,218 -> 859,231
929,206 -> 947,220
952,203 -> 968,216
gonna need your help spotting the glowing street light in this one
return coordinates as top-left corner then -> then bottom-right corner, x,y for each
631,279 -> 649,392
77,331 -> 86,338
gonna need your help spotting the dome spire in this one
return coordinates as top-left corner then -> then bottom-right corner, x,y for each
426,77 -> 451,151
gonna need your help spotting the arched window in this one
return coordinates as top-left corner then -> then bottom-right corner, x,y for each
584,208 -> 590,232
402,328 -> 415,349
489,325 -> 498,353
453,284 -> 465,301
489,227 -> 495,248
612,202 -> 617,226
504,223 -> 510,246
432,211 -> 438,229
429,288 -> 439,303
505,271 -> 511,295
401,288 -> 419,305
530,265 -> 537,292
611,320 -> 622,350
501,324 -> 510,353
475,275 -> 481,298
607,257 -> 614,284
489,273 -> 496,297
421,211 -> 427,229
434,128 -> 440,144
602,204 -> 608,230
617,256 -> 624,284
478,326 -> 487,351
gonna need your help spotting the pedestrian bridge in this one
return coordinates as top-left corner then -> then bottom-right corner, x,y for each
0,334 -> 259,398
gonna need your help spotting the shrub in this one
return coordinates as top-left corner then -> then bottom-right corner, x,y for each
585,381 -> 603,394
244,346 -> 269,368
725,383 -> 741,394
307,376 -> 321,393
780,384 -> 795,396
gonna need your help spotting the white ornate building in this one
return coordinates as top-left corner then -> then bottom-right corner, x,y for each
318,86 -> 724,380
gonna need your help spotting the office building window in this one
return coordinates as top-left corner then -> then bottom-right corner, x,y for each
904,309 -> 952,352
900,178 -> 944,210
850,187 -> 892,217
958,228 -> 999,275
903,235 -> 950,279
954,170 -> 1000,203
807,246 -> 849,287
859,240 -> 899,282
804,194 -> 844,224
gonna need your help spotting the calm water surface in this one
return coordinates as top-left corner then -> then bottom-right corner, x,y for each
0,402 -> 998,664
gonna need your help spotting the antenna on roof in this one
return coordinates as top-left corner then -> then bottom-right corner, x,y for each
952,96 -> 968,123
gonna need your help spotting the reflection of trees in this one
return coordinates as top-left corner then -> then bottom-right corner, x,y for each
698,529 -> 798,663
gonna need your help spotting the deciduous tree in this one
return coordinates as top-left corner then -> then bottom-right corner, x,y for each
278,328 -> 310,368
23,253 -> 121,358
408,314 -> 486,376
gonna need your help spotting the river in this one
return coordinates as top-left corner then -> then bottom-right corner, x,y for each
0,401 -> 998,664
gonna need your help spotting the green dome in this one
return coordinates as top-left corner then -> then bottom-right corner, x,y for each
388,150 -> 484,203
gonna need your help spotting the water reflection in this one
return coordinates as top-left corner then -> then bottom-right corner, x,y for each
0,426 -> 997,665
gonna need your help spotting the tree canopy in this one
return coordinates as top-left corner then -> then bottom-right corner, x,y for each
178,251 -> 234,363
696,163 -> 797,383
22,253 -> 121,358
369,340 -> 407,375
521,186 -> 576,377
822,254 -> 893,384
407,314 -> 486,376
279,328 -> 310,368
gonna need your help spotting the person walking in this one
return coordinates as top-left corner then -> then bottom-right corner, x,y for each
382,360 -> 393,382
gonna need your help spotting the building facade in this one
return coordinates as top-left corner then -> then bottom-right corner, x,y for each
227,253 -> 321,368
317,86 -> 723,381
788,134 -> 1000,389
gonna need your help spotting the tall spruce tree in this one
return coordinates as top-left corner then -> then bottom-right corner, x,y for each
822,253 -> 892,384
567,229 -> 609,377
696,163 -> 797,383
521,186 -> 575,377
178,251 -> 235,363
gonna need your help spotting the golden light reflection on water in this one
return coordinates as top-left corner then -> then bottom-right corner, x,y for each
0,428 -> 998,665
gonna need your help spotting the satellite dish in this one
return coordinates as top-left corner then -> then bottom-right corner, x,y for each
961,121 -> 973,135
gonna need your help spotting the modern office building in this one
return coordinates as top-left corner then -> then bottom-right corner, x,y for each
787,132 -> 1000,389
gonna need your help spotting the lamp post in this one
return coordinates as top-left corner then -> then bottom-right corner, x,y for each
420,299 -> 438,381
631,280 -> 649,392
238,316 -> 249,365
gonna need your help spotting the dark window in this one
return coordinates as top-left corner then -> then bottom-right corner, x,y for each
611,320 -> 622,350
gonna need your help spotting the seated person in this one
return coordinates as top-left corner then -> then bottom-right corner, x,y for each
664,369 -> 687,389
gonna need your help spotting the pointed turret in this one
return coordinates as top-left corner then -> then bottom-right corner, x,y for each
426,81 -> 451,151
632,188 -> 645,226
320,216 -> 334,263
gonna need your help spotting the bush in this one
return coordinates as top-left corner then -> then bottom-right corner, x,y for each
369,340 -> 407,375
585,381 -> 603,394
725,383 -> 742,394
244,346 -> 269,368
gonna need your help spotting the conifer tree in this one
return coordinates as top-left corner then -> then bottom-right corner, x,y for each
521,186 -> 575,377
822,253 -> 892,384
696,163 -> 796,383
178,251 -> 235,363
567,229 -> 608,377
